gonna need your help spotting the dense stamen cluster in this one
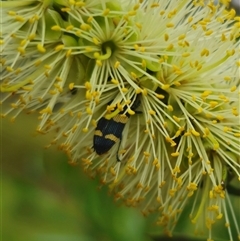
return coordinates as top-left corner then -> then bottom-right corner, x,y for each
1,0 -> 239,240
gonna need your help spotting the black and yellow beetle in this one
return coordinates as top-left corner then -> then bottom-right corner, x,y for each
93,96 -> 140,161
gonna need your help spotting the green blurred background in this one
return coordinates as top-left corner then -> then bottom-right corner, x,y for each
1,113 -> 239,241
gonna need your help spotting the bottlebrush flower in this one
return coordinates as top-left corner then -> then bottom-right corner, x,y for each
1,0 -> 239,240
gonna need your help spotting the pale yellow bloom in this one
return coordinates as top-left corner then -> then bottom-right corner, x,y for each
1,0 -> 239,240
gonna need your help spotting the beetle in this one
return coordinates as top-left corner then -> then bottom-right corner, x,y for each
93,96 -> 140,161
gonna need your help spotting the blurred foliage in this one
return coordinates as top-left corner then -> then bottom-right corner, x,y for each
1,113 -> 239,241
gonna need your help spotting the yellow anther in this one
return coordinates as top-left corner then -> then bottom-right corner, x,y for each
69,0 -> 75,5
167,105 -> 173,111
174,81 -> 181,86
232,107 -> 239,116
22,86 -> 32,91
209,101 -> 218,108
51,25 -> 61,31
103,8 -> 110,16
132,3 -> 140,10
80,23 -> 91,31
92,37 -> 100,45
15,16 -> 25,22
160,10 -> 165,15
85,90 -> 92,100
173,166 -> 180,173
164,34 -> 169,41
191,129 -> 200,137
117,103 -> 123,111
217,213 -> 223,219
221,33 -> 226,41
172,65 -> 181,71
199,20 -> 207,25
166,22 -> 174,28
201,90 -> 212,98
44,64 -> 51,70
149,110 -> 156,115
204,128 -> 210,136
49,89 -> 57,95
142,88 -> 148,96
82,127 -> 88,132
135,23 -> 142,29
61,7 -> 71,12
216,115 -> 224,121
69,83 -> 75,90
55,44 -> 64,51
205,29 -> 213,36
226,49 -> 235,56
114,61 -> 120,69
96,60 -> 102,66
188,16 -> 193,22
178,34 -> 186,40
155,94 -> 164,99
55,76 -> 62,82
128,10 -> 136,16
94,52 -> 100,58
75,1 -> 85,7
85,81 -> 91,90
111,79 -> 119,84
182,52 -> 190,57
173,115 -> 180,122
86,107 -> 92,115
121,87 -> 128,93
34,60 -> 42,66
15,68 -> 22,74
166,43 -> 174,50
28,33 -> 36,40
37,44 -> 46,53
224,76 -> 231,81
66,25 -> 74,31
187,183 -> 198,191
161,84 -> 170,90
128,109 -> 135,115
20,39 -> 27,46
135,88 -> 143,94
171,152 -> 179,157
130,72 -> 137,79
39,107 -> 52,114
6,66 -> 14,72
75,30 -> 82,36
11,103 -> 18,109
8,11 -> 16,16
151,3 -> 159,8
223,126 -> 231,132
134,44 -> 139,50
66,49 -> 72,57
230,86 -> 237,92
143,152 -> 150,157
77,112 -> 82,118
165,136 -> 176,146
201,48 -> 209,56
106,104 -> 115,112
